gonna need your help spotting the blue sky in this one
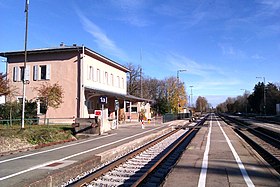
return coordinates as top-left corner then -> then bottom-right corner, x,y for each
0,0 -> 279,107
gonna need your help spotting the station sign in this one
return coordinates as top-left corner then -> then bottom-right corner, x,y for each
99,96 -> 107,104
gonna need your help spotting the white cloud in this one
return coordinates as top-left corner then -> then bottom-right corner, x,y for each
77,11 -> 127,59
259,0 -> 280,10
218,43 -> 246,58
109,0 -> 151,27
166,53 -> 223,77
252,54 -> 265,60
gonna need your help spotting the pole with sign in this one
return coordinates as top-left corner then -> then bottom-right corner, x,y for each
99,96 -> 107,135
115,100 -> 119,129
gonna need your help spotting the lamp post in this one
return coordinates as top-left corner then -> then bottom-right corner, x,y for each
256,76 -> 266,116
21,0 -> 29,129
189,85 -> 193,107
176,70 -> 186,114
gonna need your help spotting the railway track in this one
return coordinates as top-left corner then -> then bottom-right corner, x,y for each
67,116 -> 208,187
219,114 -> 280,174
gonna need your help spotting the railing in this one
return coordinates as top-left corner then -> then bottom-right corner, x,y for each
162,113 -> 191,123
0,117 -> 74,126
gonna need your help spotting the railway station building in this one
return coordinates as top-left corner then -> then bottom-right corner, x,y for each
0,45 -> 152,131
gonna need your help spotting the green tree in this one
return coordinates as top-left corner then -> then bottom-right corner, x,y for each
35,82 -> 64,124
248,82 -> 264,114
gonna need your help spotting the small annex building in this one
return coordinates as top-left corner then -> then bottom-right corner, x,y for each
0,45 -> 152,132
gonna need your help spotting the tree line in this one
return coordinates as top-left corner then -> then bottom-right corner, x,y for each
216,82 -> 280,115
126,63 -> 210,114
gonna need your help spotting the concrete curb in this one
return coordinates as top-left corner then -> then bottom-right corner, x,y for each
25,126 -> 173,187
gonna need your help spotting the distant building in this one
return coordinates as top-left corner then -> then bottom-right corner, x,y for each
0,45 -> 151,130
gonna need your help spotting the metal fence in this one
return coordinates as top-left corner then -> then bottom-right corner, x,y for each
0,117 -> 74,126
162,113 -> 191,123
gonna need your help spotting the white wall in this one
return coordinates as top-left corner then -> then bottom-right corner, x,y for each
83,56 -> 127,95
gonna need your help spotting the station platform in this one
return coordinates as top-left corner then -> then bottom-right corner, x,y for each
0,120 -> 186,187
163,114 -> 280,187
227,114 -> 280,134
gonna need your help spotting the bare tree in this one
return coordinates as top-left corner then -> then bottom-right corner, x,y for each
195,96 -> 209,113
126,63 -> 142,97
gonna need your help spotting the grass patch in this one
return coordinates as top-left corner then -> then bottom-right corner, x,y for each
0,125 -> 75,145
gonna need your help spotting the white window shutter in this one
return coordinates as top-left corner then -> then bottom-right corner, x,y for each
46,64 -> 51,80
33,65 -> 39,80
13,67 -> 18,82
25,65 -> 30,81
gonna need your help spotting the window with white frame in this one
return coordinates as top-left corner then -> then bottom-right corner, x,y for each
117,76 -> 120,88
13,65 -> 30,82
97,69 -> 100,82
37,97 -> 47,114
104,72 -> 108,84
33,64 -> 51,81
88,66 -> 94,80
110,73 -> 114,86
121,77 -> 124,88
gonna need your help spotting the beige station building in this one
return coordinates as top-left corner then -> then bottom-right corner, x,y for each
0,45 -> 152,131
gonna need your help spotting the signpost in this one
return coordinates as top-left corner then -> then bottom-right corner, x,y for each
99,96 -> 107,135
115,100 -> 119,129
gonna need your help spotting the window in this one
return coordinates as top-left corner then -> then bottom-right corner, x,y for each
37,97 -> 47,114
13,65 -> 30,82
121,77 -> 124,88
117,76 -> 120,88
97,69 -> 100,82
104,72 -> 108,84
33,64 -> 50,81
110,73 -> 114,86
40,65 -> 47,80
20,67 -> 25,81
88,66 -> 94,80
131,106 -> 137,113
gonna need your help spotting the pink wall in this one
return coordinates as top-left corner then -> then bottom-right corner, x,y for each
7,51 -> 79,119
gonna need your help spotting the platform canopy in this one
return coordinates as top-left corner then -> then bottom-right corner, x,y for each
84,87 -> 154,103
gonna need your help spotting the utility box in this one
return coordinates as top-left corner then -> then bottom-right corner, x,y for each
72,117 -> 100,134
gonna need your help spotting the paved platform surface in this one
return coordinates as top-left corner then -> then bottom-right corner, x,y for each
228,115 -> 280,134
163,113 -> 280,187
0,120 -> 186,187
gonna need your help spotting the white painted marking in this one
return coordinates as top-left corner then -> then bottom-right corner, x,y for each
0,133 -> 116,164
215,115 -> 255,187
0,126 -> 165,181
198,114 -> 212,187
168,122 -> 174,126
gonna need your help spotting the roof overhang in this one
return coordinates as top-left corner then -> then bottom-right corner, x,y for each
84,87 -> 154,103
0,46 -> 130,73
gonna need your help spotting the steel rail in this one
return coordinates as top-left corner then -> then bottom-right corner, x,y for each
131,116 -> 208,186
69,128 -> 181,187
131,123 -> 201,187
